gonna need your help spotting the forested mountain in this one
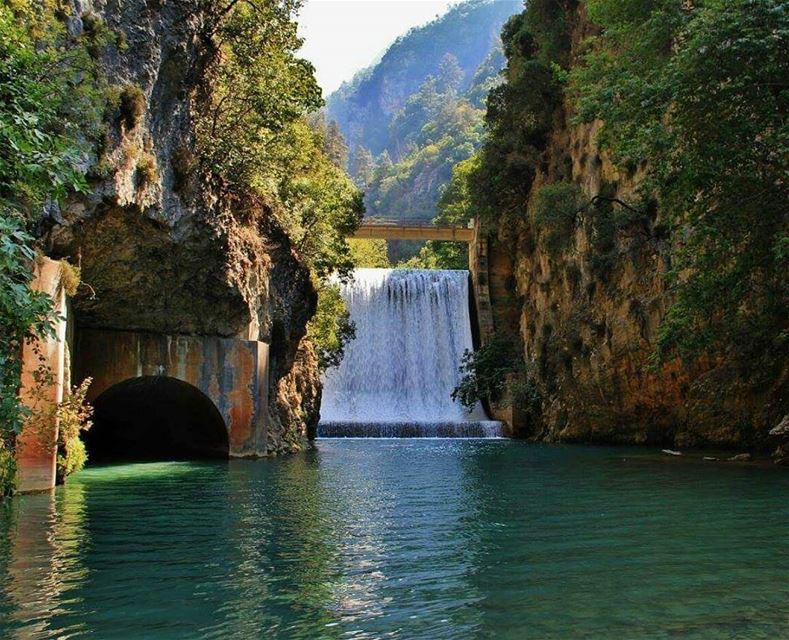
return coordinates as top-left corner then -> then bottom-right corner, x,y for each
326,0 -> 520,161
327,0 -> 519,231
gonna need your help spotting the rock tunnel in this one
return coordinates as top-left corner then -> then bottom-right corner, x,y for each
85,376 -> 230,461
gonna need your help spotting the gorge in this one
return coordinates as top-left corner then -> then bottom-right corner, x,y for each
1,0 -> 788,637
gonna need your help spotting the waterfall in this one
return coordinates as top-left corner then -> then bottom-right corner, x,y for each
319,268 -> 503,438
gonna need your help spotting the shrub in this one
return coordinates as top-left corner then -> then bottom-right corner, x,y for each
307,284 -> 356,371
452,334 -> 519,410
55,378 -> 93,483
118,84 -> 145,130
136,153 -> 158,187
532,182 -> 583,255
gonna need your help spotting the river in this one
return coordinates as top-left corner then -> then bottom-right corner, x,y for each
1,439 -> 787,639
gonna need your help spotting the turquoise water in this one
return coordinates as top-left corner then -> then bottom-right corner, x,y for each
0,440 -> 787,639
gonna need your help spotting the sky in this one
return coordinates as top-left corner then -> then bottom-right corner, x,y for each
298,0 -> 456,96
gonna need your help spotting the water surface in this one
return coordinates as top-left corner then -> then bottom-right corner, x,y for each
1,440 -> 787,639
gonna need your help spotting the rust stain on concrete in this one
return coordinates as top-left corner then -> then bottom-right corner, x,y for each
74,329 -> 270,458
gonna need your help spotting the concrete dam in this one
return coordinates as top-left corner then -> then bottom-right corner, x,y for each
319,269 -> 502,437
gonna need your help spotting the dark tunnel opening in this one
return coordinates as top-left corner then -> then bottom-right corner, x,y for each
85,376 -> 230,462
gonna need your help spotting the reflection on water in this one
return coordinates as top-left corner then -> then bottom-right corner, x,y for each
0,441 -> 787,639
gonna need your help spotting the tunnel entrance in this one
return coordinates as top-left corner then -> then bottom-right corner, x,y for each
86,376 -> 229,462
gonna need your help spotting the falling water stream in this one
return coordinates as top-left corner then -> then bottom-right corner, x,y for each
319,268 -> 502,437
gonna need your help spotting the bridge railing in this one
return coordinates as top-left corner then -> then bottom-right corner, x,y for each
359,217 -> 473,229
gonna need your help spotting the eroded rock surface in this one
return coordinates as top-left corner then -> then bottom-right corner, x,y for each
44,0 -> 320,453
491,6 -> 787,450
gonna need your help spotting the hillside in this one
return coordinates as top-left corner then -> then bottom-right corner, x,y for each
326,0 -> 520,160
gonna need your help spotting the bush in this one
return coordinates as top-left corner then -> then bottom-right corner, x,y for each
532,182 -> 583,255
55,378 -> 93,483
136,153 -> 158,187
0,441 -> 16,498
307,284 -> 356,371
118,84 -> 145,130
452,334 -> 519,410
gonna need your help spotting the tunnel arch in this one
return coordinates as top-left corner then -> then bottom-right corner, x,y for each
85,376 -> 230,462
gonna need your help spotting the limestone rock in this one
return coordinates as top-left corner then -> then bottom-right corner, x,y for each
770,415 -> 789,437
44,0 -> 320,453
488,4 -> 788,448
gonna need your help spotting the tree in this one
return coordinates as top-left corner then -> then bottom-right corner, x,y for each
571,0 -> 788,363
324,120 -> 349,169
437,53 -> 464,96
350,145 -> 375,187
348,239 -> 390,268
0,0 -> 105,494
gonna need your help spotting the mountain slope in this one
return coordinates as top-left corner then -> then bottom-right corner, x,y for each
326,0 -> 521,159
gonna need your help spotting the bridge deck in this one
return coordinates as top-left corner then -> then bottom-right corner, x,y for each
352,220 -> 474,242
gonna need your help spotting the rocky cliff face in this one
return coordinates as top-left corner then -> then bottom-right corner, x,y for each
493,6 -> 787,450
43,0 -> 320,453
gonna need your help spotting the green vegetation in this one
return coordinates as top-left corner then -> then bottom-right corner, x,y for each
348,239 -> 391,268
532,183 -> 584,255
193,0 -> 364,366
0,0 -> 106,495
362,69 -> 487,225
308,284 -> 356,371
571,0 -> 788,363
451,334 -> 542,418
55,378 -> 93,482
327,0 -> 520,156
452,336 -> 517,409
468,2 -> 568,229
452,0 -> 786,373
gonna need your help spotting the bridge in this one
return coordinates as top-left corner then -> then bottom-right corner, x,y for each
352,218 -> 475,243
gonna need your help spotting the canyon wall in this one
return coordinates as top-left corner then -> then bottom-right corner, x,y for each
42,0 -> 320,452
490,5 -> 787,450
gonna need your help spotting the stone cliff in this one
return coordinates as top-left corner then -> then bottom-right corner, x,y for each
490,5 -> 787,451
42,0 -> 320,452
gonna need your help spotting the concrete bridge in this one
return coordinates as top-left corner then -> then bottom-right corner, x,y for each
353,218 -> 475,243
16,259 -> 272,492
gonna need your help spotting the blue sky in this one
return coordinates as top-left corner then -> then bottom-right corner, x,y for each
298,0 -> 456,95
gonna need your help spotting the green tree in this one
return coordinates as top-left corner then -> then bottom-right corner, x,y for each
348,238 -> 391,268
0,0 -> 106,495
437,53 -> 464,96
324,120 -> 349,169
193,0 -> 364,363
571,0 -> 788,363
308,283 -> 356,371
350,145 -> 375,187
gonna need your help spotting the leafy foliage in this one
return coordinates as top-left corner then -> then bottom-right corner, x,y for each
468,3 -> 573,230
571,0 -> 789,362
308,284 -> 356,371
194,0 -> 364,361
0,1 -> 106,493
275,120 -> 364,283
364,94 -> 486,224
348,239 -> 391,268
532,182 -> 584,255
55,378 -> 93,482
451,334 -> 519,409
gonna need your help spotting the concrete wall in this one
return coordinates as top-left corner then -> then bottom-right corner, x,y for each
16,259 -> 68,493
74,330 -> 270,458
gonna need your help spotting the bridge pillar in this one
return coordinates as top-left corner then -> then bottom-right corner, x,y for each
74,330 -> 270,458
16,258 -> 68,493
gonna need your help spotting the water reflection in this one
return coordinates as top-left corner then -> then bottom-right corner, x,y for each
0,442 -> 787,639
3,482 -> 88,639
